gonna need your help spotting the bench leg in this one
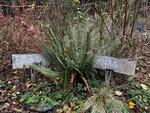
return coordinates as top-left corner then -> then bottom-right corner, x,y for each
31,69 -> 36,82
105,70 -> 112,86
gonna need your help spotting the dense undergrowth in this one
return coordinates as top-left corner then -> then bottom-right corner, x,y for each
0,0 -> 150,113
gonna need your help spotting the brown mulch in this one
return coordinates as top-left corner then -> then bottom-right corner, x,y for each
0,15 -> 43,113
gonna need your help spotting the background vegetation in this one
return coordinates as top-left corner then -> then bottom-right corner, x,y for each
0,0 -> 149,113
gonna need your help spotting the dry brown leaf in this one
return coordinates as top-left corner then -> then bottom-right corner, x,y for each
0,103 -> 10,110
69,102 -> 76,109
115,91 -> 123,96
12,108 -> 22,112
13,70 -> 18,74
16,92 -> 20,95
12,85 -> 17,92
8,81 -> 12,84
25,82 -> 36,88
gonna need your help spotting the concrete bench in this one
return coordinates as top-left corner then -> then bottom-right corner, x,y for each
12,54 -> 137,84
12,54 -> 137,76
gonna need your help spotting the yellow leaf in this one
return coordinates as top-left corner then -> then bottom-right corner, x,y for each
129,102 -> 136,109
140,84 -> 148,90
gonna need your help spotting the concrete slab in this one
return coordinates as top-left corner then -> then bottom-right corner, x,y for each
12,54 -> 137,75
93,56 -> 137,75
12,54 -> 48,69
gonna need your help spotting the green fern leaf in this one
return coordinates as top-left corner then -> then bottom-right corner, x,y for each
29,65 -> 63,78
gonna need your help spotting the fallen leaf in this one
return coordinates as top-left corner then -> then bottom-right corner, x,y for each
129,102 -> 136,109
16,92 -> 20,95
12,108 -> 22,112
79,110 -> 86,113
0,103 -> 10,110
115,91 -> 123,96
27,25 -> 34,32
12,85 -> 16,92
63,105 -> 69,111
136,67 -> 140,71
140,84 -> 148,90
144,106 -> 149,110
13,76 -> 20,80
13,70 -> 18,74
8,81 -> 11,84
69,102 -> 76,108
144,74 -> 149,78
0,96 -> 5,103
0,89 -> 6,94
12,101 -> 16,105
25,82 -> 36,88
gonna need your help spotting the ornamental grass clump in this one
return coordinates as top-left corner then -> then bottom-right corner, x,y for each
83,87 -> 129,113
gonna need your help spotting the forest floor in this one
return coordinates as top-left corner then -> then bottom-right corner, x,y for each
0,16 -> 150,113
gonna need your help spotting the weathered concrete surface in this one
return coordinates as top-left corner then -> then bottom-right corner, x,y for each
93,56 -> 137,75
12,54 -> 137,75
12,54 -> 48,69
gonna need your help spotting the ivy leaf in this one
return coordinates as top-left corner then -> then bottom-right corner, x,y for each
129,101 -> 136,109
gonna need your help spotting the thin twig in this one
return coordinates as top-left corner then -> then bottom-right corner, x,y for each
80,76 -> 93,96
122,0 -> 128,39
0,3 -> 97,8
69,72 -> 76,91
130,0 -> 142,38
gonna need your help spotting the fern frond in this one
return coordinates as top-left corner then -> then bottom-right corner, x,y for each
29,65 -> 63,78
38,15 -> 121,90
